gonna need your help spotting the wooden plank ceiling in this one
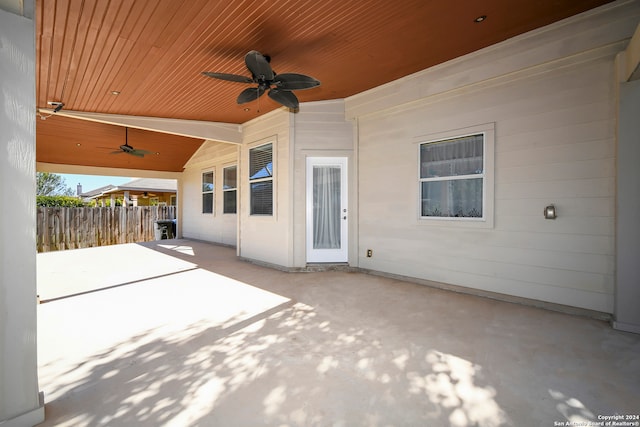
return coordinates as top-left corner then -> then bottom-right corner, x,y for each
37,115 -> 205,172
36,0 -> 612,172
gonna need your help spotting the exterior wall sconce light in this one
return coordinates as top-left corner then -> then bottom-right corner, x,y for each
544,204 -> 557,220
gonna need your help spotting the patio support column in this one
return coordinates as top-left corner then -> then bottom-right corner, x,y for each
0,2 -> 45,425
614,27 -> 640,334
615,77 -> 640,334
176,176 -> 183,238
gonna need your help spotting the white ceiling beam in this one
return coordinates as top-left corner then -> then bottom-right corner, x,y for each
37,110 -> 243,144
36,162 -> 182,179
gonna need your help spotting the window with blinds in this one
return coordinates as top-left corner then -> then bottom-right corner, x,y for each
223,165 -> 237,214
249,143 -> 273,215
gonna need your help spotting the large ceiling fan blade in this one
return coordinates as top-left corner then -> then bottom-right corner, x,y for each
244,50 -> 274,81
273,73 -> 320,90
201,72 -> 253,83
237,87 -> 265,104
268,88 -> 299,109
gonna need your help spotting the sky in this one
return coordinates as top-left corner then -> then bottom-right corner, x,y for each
59,174 -> 133,194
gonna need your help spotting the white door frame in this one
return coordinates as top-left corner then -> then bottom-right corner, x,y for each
306,157 -> 348,263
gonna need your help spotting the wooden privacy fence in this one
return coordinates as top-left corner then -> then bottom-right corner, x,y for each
36,206 -> 176,253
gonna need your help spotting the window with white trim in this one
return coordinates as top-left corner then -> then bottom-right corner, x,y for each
202,170 -> 214,214
419,133 -> 485,219
249,143 -> 273,215
223,165 -> 237,214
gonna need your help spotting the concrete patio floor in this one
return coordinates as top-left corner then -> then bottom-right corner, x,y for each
36,239 -> 639,427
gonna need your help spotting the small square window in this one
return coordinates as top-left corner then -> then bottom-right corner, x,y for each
419,134 -> 484,219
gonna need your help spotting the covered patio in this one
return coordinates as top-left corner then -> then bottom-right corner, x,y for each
36,240 -> 639,426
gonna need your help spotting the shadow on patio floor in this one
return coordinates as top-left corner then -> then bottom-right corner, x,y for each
36,239 -> 640,426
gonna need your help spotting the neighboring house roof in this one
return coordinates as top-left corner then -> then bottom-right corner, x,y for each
79,185 -> 115,198
103,178 -> 177,194
81,178 -> 177,199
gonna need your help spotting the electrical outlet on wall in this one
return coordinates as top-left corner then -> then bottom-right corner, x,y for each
366,249 -> 373,257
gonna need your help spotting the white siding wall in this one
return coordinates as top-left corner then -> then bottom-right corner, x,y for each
239,111 -> 292,266
182,140 -> 238,246
350,3 -> 639,313
182,102 -> 354,269
292,100 -> 355,267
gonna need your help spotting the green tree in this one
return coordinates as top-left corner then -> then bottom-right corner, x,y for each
36,195 -> 84,207
37,172 -> 74,196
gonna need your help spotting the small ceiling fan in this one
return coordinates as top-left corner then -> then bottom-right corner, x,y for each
202,50 -> 320,110
110,128 -> 153,158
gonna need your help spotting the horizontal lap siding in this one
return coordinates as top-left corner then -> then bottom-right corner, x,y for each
238,112 -> 292,266
182,141 -> 238,245
357,56 -> 616,312
293,101 -> 354,267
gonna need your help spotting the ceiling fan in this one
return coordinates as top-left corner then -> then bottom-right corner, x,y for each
110,127 -> 153,158
202,50 -> 320,110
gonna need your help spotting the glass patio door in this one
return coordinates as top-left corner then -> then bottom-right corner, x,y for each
306,157 -> 348,263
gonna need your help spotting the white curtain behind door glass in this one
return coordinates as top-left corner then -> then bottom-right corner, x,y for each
313,166 -> 341,249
